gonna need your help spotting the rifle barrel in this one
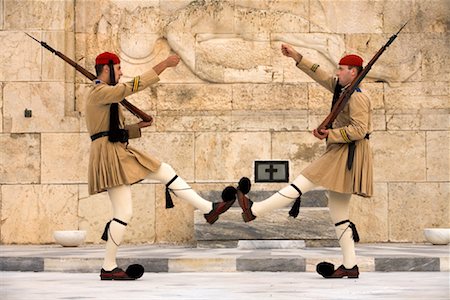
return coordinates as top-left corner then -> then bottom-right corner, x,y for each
317,21 -> 408,131
26,33 -> 153,123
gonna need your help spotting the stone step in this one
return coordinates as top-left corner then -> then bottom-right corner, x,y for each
194,207 -> 338,248
237,240 -> 306,249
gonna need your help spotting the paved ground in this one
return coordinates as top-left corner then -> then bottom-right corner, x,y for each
1,271 -> 449,300
1,243 -> 449,273
0,243 -> 449,299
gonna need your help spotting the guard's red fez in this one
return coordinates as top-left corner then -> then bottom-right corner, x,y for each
339,54 -> 363,67
95,52 -> 120,65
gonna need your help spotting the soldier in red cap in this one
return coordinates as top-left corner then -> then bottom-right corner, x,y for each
232,45 -> 373,279
85,52 -> 236,280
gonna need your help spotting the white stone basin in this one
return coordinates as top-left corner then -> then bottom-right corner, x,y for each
423,228 -> 450,245
53,230 -> 86,247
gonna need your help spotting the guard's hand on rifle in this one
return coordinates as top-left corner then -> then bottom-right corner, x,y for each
138,120 -> 153,128
281,44 -> 302,64
313,128 -> 329,140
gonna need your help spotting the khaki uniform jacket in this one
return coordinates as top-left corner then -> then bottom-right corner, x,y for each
85,69 -> 162,195
298,58 -> 373,197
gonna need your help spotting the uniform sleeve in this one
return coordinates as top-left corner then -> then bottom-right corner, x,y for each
92,69 -> 160,105
124,124 -> 142,139
296,57 -> 336,93
327,93 -> 370,144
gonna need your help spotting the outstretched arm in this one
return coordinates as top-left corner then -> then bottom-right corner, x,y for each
152,55 -> 180,75
281,44 -> 303,64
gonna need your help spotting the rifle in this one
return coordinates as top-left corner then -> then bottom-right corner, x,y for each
26,33 -> 153,123
317,21 -> 408,131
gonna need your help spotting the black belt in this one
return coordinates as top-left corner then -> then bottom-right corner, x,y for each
347,134 -> 370,170
91,131 -> 109,141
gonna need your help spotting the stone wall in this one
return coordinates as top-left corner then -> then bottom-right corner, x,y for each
0,0 -> 448,245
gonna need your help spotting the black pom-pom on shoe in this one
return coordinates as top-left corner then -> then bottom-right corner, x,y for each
125,264 -> 144,279
222,186 -> 237,202
238,177 -> 251,194
316,261 -> 335,278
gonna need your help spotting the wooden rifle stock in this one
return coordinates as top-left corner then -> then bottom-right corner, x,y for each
26,33 -> 153,123
317,21 -> 408,131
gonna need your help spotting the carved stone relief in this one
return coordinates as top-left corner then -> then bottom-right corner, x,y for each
80,0 -> 420,85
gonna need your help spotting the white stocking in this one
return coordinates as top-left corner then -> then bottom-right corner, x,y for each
146,163 -> 212,213
252,175 -> 317,217
102,185 -> 133,271
327,191 -> 356,269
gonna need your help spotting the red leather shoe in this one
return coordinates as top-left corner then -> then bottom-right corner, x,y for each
100,267 -> 136,280
320,264 -> 359,279
237,190 -> 256,222
204,200 -> 235,224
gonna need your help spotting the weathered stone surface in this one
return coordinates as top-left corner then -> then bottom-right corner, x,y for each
386,109 -> 449,131
41,33 -> 76,84
384,82 -> 449,111
0,257 -> 44,272
372,131 -> 426,182
272,131 -> 326,177
388,182 -> 450,242
1,185 -> 79,244
0,32 -> 41,82
383,0 -> 449,33
133,132 -> 195,180
235,0 -> 310,18
194,132 -> 271,181
310,0 -> 384,34
157,84 -> 232,111
156,110 -> 231,132
0,83 -> 3,133
426,131 -> 450,181
375,257 -> 440,272
237,256 -> 305,272
194,207 -> 336,241
0,0 -> 3,30
41,133 -> 90,184
3,82 -> 79,133
420,33 -> 450,82
233,83 -> 308,110
231,110 -> 308,132
0,134 -> 40,183
4,0 -> 74,30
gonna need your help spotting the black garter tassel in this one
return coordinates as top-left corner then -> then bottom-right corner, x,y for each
165,187 -> 174,208
101,218 -> 128,241
101,220 -> 112,241
288,184 -> 303,218
288,197 -> 301,218
349,221 -> 360,242
335,219 -> 360,242
165,175 -> 178,209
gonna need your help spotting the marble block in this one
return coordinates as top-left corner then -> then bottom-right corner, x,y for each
195,207 -> 336,241
237,240 -> 306,249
